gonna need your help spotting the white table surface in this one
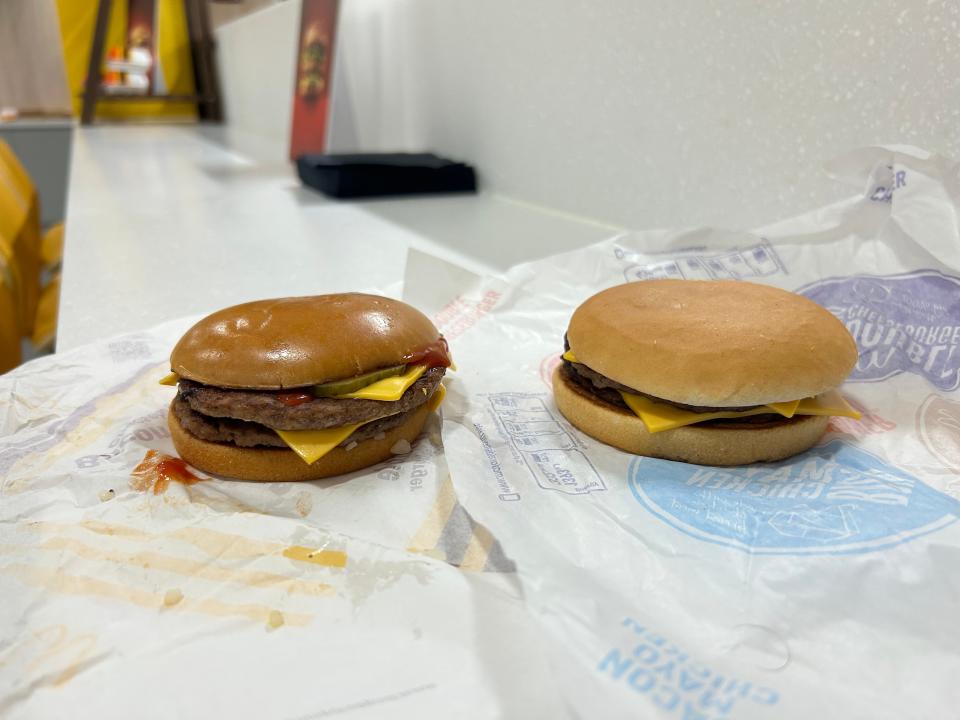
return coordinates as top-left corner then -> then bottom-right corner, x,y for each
58,126 -> 616,352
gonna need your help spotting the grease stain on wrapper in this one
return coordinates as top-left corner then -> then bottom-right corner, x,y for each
283,545 -> 348,568
267,610 -> 285,630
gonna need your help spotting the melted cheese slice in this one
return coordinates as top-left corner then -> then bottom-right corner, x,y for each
765,398 -> 800,418
794,389 -> 861,418
276,423 -> 366,464
621,393 -> 776,433
166,365 -> 445,464
164,362 -> 444,464
564,350 -> 823,421
162,364 -> 435,401
621,389 -> 861,434
335,364 -> 428,401
277,379 -> 448,464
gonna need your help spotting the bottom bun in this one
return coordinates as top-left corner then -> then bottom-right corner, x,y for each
168,401 -> 431,482
553,368 -> 829,466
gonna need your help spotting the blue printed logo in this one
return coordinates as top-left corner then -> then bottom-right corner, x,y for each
628,440 -> 959,555
798,271 -> 960,391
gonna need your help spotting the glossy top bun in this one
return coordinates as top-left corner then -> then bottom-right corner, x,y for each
567,280 -> 858,407
171,294 -> 441,389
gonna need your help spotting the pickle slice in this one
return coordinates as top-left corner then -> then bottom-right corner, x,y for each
311,364 -> 406,397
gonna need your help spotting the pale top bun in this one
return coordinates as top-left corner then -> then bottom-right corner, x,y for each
553,367 -> 829,466
171,294 -> 442,389
567,280 -> 858,407
168,401 -> 431,481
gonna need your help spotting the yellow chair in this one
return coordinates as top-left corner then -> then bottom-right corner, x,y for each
0,139 -> 64,270
41,223 -> 65,269
0,245 -> 22,373
0,139 -> 35,205
0,172 -> 38,336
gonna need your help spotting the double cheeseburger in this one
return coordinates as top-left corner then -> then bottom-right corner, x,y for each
553,280 -> 861,466
162,294 -> 451,481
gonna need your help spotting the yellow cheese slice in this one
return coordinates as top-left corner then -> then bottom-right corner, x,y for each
335,364 -> 428,401
565,352 -> 795,419
427,383 -> 446,412
764,398 -> 800,418
621,390 -> 861,433
164,364 -> 438,399
564,347 -> 860,428
276,423 -> 365,465
621,392 -> 780,433
277,386 -> 450,464
278,383 -> 448,464
795,389 -> 861,419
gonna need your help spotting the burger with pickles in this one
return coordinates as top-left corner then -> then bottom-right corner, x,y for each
162,294 -> 451,481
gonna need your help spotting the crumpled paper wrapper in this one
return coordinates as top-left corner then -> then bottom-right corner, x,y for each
2,146 -> 959,718
0,316 -> 561,719
407,145 -> 960,719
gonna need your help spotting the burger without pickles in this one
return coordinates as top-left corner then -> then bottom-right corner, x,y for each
162,294 -> 451,481
553,280 -> 861,466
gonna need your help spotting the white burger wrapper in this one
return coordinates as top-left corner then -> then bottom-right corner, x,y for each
1,146 -> 958,718
0,312 -> 562,719
406,145 -> 960,719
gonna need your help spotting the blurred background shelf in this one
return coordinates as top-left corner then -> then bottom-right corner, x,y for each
80,0 -> 222,125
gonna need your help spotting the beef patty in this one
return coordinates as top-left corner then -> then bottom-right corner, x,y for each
562,359 -> 762,413
560,362 -> 788,427
173,396 -> 418,448
177,366 -> 445,431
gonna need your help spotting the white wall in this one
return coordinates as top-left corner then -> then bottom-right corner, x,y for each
217,1 -> 960,230
210,0 -> 285,29
215,0 -> 300,162
329,0 -> 960,230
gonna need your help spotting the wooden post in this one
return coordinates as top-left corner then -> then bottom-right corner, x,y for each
197,0 -> 223,122
82,0 -> 222,124
185,0 -> 223,122
80,0 -> 113,126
